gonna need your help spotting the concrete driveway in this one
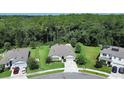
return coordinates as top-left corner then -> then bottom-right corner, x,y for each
10,66 -> 27,79
31,72 -> 105,79
64,60 -> 78,72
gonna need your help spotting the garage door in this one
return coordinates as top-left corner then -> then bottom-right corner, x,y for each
66,55 -> 74,62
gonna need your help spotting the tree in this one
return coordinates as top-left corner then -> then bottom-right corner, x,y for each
28,58 -> 39,70
1,14 -> 124,49
30,41 -> 36,49
95,60 -> 103,68
76,54 -> 87,65
4,42 -> 11,50
75,44 -> 81,53
70,38 -> 77,47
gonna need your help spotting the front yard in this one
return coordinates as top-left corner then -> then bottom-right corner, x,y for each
27,45 -> 64,73
0,70 -> 11,78
77,43 -> 111,73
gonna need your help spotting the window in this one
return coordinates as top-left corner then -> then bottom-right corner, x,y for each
103,53 -> 107,56
119,67 -> 124,74
109,54 -> 111,57
112,66 -> 117,73
119,58 -> 121,61
6,63 -> 9,66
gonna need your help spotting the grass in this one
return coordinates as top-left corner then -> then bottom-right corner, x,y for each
77,43 -> 111,73
0,70 -> 11,78
27,70 -> 64,78
27,45 -> 64,73
0,48 -> 4,54
80,70 -> 108,78
0,56 -> 2,60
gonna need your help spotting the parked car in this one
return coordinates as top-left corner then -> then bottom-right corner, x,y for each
13,67 -> 20,74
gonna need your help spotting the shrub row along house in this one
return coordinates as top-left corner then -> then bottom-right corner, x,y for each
48,44 -> 76,62
99,46 -> 124,78
0,48 -> 29,75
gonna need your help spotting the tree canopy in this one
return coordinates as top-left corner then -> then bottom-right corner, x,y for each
0,14 -> 124,48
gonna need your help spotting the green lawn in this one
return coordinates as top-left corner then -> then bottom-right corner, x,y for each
0,56 -> 2,60
28,45 -> 64,73
0,70 -> 11,78
77,43 -> 111,73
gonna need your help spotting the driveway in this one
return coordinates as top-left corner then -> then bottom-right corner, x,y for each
64,60 -> 78,72
10,66 -> 27,79
31,72 -> 105,79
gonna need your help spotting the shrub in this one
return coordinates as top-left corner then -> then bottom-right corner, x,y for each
95,61 -> 103,68
28,58 -> 39,70
70,38 -> 77,47
0,49 -> 5,54
76,54 -> 87,65
4,42 -> 11,50
0,64 -> 5,73
46,57 -> 52,64
30,41 -> 36,49
75,44 -> 81,53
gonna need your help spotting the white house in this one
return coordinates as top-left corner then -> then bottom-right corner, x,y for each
99,46 -> 124,78
0,48 -> 29,74
48,44 -> 76,62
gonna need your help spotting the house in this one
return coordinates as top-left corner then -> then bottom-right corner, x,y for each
48,44 -> 76,62
99,46 -> 124,78
0,48 -> 29,72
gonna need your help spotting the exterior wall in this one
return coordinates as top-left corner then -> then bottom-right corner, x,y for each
11,61 -> 27,69
100,53 -> 110,59
51,55 -> 75,62
65,55 -> 75,61
112,57 -> 124,65
5,63 -> 11,68
99,53 -> 112,61
51,56 -> 61,61
99,53 -> 124,65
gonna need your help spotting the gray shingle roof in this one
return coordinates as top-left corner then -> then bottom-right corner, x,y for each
0,48 -> 29,64
101,46 -> 124,58
48,44 -> 76,58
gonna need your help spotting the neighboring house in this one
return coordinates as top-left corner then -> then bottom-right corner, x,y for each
99,46 -> 124,78
48,44 -> 76,62
0,48 -> 29,72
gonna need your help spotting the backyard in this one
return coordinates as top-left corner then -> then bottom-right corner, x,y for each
77,43 -> 111,73
28,45 -> 64,73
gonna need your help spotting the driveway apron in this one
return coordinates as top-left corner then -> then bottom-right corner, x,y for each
64,60 -> 78,72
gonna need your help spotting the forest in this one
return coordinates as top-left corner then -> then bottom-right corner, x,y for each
0,14 -> 124,49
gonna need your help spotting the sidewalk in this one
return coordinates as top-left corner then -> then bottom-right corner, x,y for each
27,68 -> 64,76
79,68 -> 110,76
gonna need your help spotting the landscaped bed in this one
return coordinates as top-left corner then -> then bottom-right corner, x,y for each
77,43 -> 111,73
27,45 -> 64,73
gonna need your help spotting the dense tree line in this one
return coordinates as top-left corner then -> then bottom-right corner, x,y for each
0,14 -> 124,48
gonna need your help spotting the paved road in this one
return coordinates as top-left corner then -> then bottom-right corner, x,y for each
31,72 -> 105,79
